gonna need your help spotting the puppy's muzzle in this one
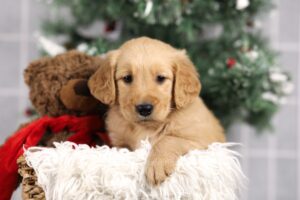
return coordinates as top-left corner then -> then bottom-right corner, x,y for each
136,103 -> 153,117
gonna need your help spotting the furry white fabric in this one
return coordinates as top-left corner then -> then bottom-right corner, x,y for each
24,141 -> 246,200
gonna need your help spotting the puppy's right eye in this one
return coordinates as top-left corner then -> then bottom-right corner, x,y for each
156,75 -> 166,84
123,75 -> 133,84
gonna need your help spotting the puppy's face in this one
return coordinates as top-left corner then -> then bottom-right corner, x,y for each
115,50 -> 174,123
89,37 -> 201,125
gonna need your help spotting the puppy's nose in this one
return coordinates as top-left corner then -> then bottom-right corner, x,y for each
136,104 -> 153,117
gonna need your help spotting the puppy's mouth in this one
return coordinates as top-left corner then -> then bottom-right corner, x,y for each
135,115 -> 162,128
136,115 -> 153,122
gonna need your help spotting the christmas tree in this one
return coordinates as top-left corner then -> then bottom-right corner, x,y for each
40,0 -> 293,130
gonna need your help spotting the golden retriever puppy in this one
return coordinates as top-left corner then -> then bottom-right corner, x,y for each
88,37 -> 225,185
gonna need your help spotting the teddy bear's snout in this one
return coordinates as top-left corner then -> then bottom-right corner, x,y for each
74,80 -> 92,97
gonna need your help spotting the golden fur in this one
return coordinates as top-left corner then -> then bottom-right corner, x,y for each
89,37 -> 225,185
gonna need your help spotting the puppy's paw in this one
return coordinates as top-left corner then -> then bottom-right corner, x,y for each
145,155 -> 177,185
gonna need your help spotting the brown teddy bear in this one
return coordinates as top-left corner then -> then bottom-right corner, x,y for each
25,50 -> 106,117
0,51 -> 109,200
23,50 -> 108,146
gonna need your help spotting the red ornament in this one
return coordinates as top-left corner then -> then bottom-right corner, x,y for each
105,21 -> 117,33
24,107 -> 36,117
226,57 -> 236,69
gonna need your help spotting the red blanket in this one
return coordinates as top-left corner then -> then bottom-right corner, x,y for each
0,115 -> 108,200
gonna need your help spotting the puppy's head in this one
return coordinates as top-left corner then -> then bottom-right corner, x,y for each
89,37 -> 201,125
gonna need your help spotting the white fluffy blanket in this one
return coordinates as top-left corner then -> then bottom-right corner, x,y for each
24,141 -> 246,200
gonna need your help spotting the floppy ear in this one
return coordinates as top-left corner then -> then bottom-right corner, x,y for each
173,50 -> 201,109
88,50 -> 119,105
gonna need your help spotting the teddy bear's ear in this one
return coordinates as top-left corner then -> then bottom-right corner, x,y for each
24,57 -> 50,87
60,79 -> 107,113
88,50 -> 119,106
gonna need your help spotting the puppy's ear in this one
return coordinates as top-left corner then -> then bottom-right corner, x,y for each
88,50 -> 119,105
173,50 -> 201,109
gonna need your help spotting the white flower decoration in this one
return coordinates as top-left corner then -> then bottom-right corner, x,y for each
77,43 -> 89,52
236,0 -> 250,10
270,72 -> 288,82
262,92 -> 279,104
37,35 -> 66,56
281,82 -> 294,95
143,0 -> 153,17
246,50 -> 259,61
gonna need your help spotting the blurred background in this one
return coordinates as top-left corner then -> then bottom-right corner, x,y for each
0,0 -> 298,199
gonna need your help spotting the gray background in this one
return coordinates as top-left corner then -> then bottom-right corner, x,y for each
0,0 -> 298,199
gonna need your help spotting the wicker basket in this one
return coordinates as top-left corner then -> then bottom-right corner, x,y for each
17,156 -> 45,200
16,131 -> 72,200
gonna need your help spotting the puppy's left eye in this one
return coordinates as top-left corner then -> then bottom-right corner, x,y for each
123,75 -> 133,84
156,75 -> 166,84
